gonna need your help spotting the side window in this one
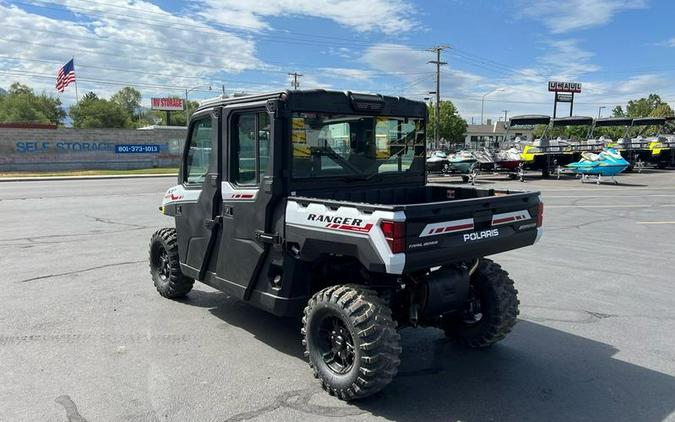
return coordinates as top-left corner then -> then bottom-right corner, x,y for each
184,117 -> 212,185
233,111 -> 271,186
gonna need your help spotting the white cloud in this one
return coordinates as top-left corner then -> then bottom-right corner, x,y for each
196,0 -> 418,34
518,0 -> 647,33
538,39 -> 601,80
319,67 -> 374,81
0,1 -> 263,105
361,43 -> 482,97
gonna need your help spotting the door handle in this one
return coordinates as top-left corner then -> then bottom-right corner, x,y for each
204,216 -> 222,229
223,206 -> 234,216
255,230 -> 281,244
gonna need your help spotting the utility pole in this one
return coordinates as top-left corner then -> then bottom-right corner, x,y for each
428,45 -> 448,150
503,109 -> 509,123
288,72 -> 303,90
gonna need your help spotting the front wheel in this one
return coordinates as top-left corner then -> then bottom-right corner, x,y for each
149,228 -> 194,299
302,285 -> 401,400
442,259 -> 519,348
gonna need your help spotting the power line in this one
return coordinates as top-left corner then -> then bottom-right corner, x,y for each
0,35 -> 434,79
32,0 -> 431,49
13,0 -> 429,53
0,69 -> 271,94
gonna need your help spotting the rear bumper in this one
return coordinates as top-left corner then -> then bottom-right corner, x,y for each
403,227 -> 539,272
535,227 -> 543,244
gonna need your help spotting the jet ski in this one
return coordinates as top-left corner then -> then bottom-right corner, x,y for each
426,150 -> 449,173
615,118 -> 668,169
494,147 -> 522,171
448,150 -> 478,174
472,148 -> 496,171
566,148 -> 629,183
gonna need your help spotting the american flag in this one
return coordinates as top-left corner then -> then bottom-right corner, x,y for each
56,59 -> 76,93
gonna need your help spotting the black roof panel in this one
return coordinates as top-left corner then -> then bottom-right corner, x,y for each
552,116 -> 594,126
508,114 -> 551,126
196,89 -> 427,117
594,117 -> 632,127
632,117 -> 666,126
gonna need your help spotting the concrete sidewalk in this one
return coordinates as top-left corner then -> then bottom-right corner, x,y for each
0,173 -> 176,182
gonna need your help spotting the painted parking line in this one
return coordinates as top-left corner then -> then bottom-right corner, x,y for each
546,205 -> 652,208
636,221 -> 675,224
545,194 -> 675,198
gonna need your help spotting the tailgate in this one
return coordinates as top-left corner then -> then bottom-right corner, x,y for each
403,191 -> 541,272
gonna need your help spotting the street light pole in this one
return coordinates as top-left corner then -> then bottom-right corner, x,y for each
185,84 -> 212,126
598,106 -> 606,118
480,88 -> 504,125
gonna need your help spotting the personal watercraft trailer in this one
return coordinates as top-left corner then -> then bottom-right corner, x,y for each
661,117 -> 675,167
586,117 -> 633,148
566,148 -> 630,184
520,115 -> 594,177
503,115 -> 551,179
617,117 -> 669,169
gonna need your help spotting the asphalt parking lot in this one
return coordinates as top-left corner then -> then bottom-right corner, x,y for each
1,171 -> 674,422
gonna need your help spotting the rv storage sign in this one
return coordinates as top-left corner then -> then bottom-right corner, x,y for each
548,81 -> 582,93
151,98 -> 185,111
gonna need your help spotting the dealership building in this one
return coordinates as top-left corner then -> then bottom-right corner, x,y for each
463,119 -> 535,148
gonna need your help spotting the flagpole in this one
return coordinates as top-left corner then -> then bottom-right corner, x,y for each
73,57 -> 79,103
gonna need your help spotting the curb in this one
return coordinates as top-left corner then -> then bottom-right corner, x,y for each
0,173 -> 177,182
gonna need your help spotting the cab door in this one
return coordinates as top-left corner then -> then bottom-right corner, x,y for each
216,106 -> 279,299
175,109 -> 222,280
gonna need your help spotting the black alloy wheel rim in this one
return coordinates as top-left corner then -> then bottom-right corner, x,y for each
462,285 -> 484,325
317,315 -> 355,375
155,247 -> 171,281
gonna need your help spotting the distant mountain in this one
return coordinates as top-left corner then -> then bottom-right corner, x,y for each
0,87 -> 7,96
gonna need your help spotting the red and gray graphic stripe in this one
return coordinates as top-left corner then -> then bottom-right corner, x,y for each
420,218 -> 474,237
325,223 -> 373,233
491,210 -> 531,226
227,193 -> 256,200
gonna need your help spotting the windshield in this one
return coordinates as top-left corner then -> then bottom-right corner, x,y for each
291,113 -> 425,179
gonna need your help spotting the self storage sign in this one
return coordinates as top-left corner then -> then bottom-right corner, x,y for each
151,98 -> 184,111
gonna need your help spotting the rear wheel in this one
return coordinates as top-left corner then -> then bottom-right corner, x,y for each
442,259 -> 519,348
302,285 -> 401,400
149,228 -> 194,299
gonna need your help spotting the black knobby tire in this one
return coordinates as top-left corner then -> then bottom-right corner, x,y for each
443,259 -> 519,348
302,285 -> 401,400
149,228 -> 194,299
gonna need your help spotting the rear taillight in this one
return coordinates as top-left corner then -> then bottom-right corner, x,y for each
381,220 -> 406,254
536,202 -> 544,227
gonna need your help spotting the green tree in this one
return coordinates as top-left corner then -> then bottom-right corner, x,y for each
427,100 -> 467,145
612,94 -> 674,118
611,94 -> 674,136
111,87 -> 142,121
0,82 -> 66,125
69,91 -> 131,128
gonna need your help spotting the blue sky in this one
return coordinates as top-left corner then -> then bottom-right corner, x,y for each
1,0 -> 674,122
